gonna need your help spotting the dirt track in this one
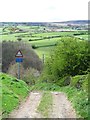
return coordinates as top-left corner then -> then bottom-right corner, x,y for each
9,91 -> 76,118
49,92 -> 76,118
9,92 -> 42,118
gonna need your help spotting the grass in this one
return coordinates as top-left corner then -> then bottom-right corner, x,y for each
1,73 -> 29,118
34,46 -> 55,58
58,86 -> 88,118
37,91 -> 52,117
75,35 -> 88,40
1,25 -> 87,59
30,82 -> 61,91
1,32 -> 29,41
1,26 -> 87,42
29,37 -> 61,46
1,26 -> 87,59
32,31 -> 77,37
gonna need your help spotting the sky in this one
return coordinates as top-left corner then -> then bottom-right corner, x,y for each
0,0 -> 89,22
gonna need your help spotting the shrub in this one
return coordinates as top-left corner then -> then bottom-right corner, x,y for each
17,38 -> 22,41
22,68 -> 40,85
8,63 -> 40,85
70,74 -> 88,90
2,41 -> 42,73
7,63 -> 24,79
43,37 -> 89,85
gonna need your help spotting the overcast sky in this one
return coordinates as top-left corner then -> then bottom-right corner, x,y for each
0,0 -> 89,22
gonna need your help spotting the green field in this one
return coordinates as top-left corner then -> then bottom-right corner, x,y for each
34,46 -> 54,58
0,25 -> 88,58
1,26 -> 87,42
75,35 -> 88,40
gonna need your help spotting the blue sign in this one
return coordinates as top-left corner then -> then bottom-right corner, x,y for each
16,58 -> 23,62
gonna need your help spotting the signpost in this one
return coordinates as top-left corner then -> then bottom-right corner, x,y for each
15,50 -> 23,79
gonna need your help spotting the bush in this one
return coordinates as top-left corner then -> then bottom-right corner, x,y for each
70,74 -> 88,91
22,68 -> 40,85
56,76 -> 71,86
43,37 -> 89,84
17,38 -> 22,41
7,63 -> 24,79
8,63 -> 40,85
2,41 -> 42,73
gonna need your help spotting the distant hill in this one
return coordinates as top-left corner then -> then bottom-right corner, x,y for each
0,22 -> 48,26
57,20 -> 88,24
0,20 -> 89,26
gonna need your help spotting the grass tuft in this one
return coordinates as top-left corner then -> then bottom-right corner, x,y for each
37,91 -> 52,117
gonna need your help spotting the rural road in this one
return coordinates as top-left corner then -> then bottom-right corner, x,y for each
49,92 -> 76,118
9,91 -> 76,118
9,92 -> 43,118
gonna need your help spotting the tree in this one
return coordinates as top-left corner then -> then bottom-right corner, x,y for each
2,41 -> 42,73
44,37 -> 89,83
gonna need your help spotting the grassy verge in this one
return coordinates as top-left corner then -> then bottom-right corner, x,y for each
37,91 -> 52,117
1,73 -> 29,118
58,86 -> 88,118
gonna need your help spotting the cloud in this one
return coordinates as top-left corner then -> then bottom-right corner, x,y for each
0,0 -> 89,22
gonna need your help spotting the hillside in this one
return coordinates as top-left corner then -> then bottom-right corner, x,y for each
0,22 -> 89,119
1,73 -> 29,118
